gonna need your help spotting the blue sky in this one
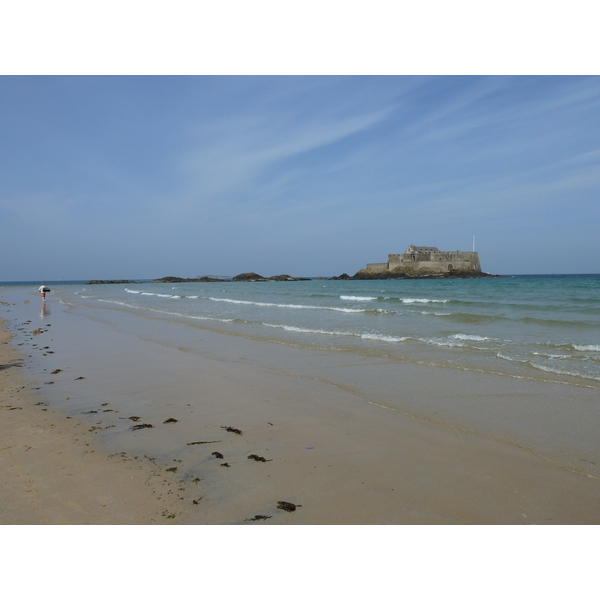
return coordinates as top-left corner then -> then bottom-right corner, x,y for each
1,75 -> 599,279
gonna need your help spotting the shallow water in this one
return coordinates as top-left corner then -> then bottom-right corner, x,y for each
24,274 -> 599,389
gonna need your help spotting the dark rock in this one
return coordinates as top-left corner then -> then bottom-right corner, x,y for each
151,276 -> 186,283
86,280 -> 141,285
151,276 -> 224,283
277,500 -> 301,512
335,269 -> 501,280
232,272 -> 268,282
268,274 -> 311,281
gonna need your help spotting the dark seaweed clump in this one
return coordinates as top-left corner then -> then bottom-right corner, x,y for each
131,423 -> 153,430
248,454 -> 272,462
277,501 -> 301,512
221,426 -> 242,435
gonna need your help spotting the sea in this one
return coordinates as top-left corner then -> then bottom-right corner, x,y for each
3,274 -> 599,390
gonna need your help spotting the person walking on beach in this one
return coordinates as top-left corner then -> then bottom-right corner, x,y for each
39,284 -> 49,300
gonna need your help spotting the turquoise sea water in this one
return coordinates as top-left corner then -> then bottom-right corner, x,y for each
4,274 -> 599,390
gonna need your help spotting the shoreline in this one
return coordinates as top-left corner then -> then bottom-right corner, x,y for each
0,319 -> 190,524
2,290 -> 600,524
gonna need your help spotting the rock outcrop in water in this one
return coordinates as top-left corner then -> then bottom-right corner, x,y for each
152,273 -> 310,283
330,268 -> 500,280
232,272 -> 310,282
150,270 -> 498,283
151,276 -> 224,283
86,280 -> 141,285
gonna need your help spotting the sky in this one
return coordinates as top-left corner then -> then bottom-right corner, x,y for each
1,75 -> 599,279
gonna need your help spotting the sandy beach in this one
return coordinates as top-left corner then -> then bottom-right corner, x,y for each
1,288 -> 600,525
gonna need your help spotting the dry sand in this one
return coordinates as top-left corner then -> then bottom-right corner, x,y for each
2,294 -> 600,525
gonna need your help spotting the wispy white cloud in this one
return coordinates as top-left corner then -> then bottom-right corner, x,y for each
177,106 -> 392,199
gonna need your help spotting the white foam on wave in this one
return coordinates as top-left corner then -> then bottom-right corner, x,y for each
209,297 -> 366,313
261,323 -> 410,344
340,295 -> 378,301
497,352 -> 527,363
530,363 -> 600,381
450,334 -> 491,341
262,323 -> 355,336
98,298 -> 233,323
418,335 -> 496,349
401,298 -> 449,304
124,287 -> 182,299
360,333 -> 409,343
531,352 -> 571,360
98,299 -> 138,308
142,292 -> 181,299
574,344 -> 600,352
420,337 -> 465,348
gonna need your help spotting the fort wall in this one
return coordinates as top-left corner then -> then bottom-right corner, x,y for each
366,247 -> 482,275
366,263 -> 390,273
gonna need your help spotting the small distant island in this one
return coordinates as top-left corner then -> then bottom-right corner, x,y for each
151,273 -> 311,283
85,279 -> 142,285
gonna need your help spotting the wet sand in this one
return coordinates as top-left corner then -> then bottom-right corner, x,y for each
2,290 -> 600,524
0,322 -> 188,524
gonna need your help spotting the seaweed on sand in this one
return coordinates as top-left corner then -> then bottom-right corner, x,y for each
221,426 -> 242,435
248,454 -> 272,462
277,501 -> 301,512
186,440 -> 221,445
131,423 -> 153,431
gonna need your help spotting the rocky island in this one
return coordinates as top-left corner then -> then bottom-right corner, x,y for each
151,276 -> 225,283
334,244 -> 499,279
152,273 -> 310,283
86,279 -> 142,285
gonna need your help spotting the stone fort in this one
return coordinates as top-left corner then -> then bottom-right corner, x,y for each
366,245 -> 481,275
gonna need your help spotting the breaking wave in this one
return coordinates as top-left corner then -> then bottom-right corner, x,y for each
574,344 -> 600,352
340,295 -> 378,301
208,297 -> 384,314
